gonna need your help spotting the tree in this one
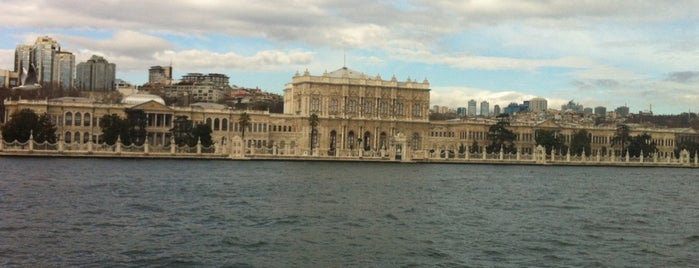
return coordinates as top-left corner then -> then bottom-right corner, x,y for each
308,113 -> 319,155
238,112 -> 251,141
1,109 -> 57,143
486,115 -> 517,154
535,129 -> 564,155
611,124 -> 631,154
628,133 -> 656,157
569,130 -> 592,156
192,123 -> 213,147
675,140 -> 699,159
99,114 -> 128,145
470,140 -> 479,153
169,116 -> 213,147
98,110 -> 147,146
125,109 -> 147,146
170,115 -> 195,146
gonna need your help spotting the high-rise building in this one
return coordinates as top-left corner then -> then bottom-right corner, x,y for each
529,97 -> 547,112
480,101 -> 489,116
493,105 -> 501,116
13,36 -> 75,90
594,106 -> 607,118
76,55 -> 116,91
456,107 -> 467,116
149,65 -> 172,84
56,51 -> 75,89
467,99 -> 477,116
14,45 -> 31,73
32,36 -> 62,84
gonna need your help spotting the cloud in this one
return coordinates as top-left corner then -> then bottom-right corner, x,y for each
430,86 -> 568,111
153,49 -> 314,72
665,71 -> 699,84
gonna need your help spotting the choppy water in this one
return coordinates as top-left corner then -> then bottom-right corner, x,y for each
0,157 -> 698,267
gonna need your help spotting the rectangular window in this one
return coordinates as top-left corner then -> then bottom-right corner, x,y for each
311,98 -> 321,112
396,102 -> 403,116
413,104 -> 422,117
348,100 -> 356,113
330,99 -> 338,113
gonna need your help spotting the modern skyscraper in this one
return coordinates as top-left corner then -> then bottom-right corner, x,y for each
32,36 -> 62,84
76,55 -> 116,91
467,99 -> 477,116
493,105 -> 501,116
14,45 -> 31,73
56,51 -> 75,89
480,101 -> 489,116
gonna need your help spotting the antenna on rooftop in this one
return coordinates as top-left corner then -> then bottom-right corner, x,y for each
343,48 -> 346,68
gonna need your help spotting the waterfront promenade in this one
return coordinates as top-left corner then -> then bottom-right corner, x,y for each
1,134 -> 697,168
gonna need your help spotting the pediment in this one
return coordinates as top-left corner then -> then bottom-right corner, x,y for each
535,120 -> 561,129
130,100 -> 173,112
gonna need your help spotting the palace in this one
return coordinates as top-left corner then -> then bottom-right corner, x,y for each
2,67 -> 696,161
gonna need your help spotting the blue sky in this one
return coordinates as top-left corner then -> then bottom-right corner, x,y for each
1,0 -> 697,114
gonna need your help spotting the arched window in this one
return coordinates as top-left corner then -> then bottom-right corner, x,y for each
214,118 -> 220,131
311,128 -> 318,149
206,118 -> 212,127
65,131 -> 72,143
222,119 -> 228,131
84,132 -> 90,143
363,131 -> 371,151
83,113 -> 91,126
74,132 -> 81,144
348,131 -> 355,149
65,112 -> 72,126
75,112 -> 82,127
412,133 -> 421,150
330,130 -> 337,150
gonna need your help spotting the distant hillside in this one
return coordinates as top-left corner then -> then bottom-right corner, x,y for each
626,113 -> 699,130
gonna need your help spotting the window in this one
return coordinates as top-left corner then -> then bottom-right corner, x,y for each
214,118 -> 220,131
348,100 -> 356,113
311,98 -> 321,112
363,99 -> 373,115
84,113 -> 91,127
413,103 -> 422,117
330,99 -> 339,113
412,133 -> 421,149
380,101 -> 388,115
75,113 -> 82,126
222,119 -> 228,131
65,112 -> 72,126
396,102 -> 403,116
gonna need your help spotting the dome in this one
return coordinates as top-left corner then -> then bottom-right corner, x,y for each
122,93 -> 165,105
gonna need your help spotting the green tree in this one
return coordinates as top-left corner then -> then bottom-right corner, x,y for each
486,116 -> 517,154
125,109 -> 147,146
675,140 -> 699,159
569,130 -> 592,156
99,114 -> 128,145
192,123 -> 213,147
628,133 -> 656,157
611,124 -> 631,154
170,115 -> 195,146
535,129 -> 564,155
308,113 -> 319,155
1,109 -> 57,143
238,112 -> 251,141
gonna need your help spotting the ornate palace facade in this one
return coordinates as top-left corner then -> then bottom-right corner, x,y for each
1,67 -> 692,160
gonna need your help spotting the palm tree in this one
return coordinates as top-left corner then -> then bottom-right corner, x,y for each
238,112 -> 251,143
308,113 -> 319,155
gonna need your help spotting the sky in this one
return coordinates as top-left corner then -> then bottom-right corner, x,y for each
0,0 -> 697,114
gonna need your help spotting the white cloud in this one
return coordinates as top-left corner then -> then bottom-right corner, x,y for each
430,86 -> 568,110
153,49 -> 314,71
